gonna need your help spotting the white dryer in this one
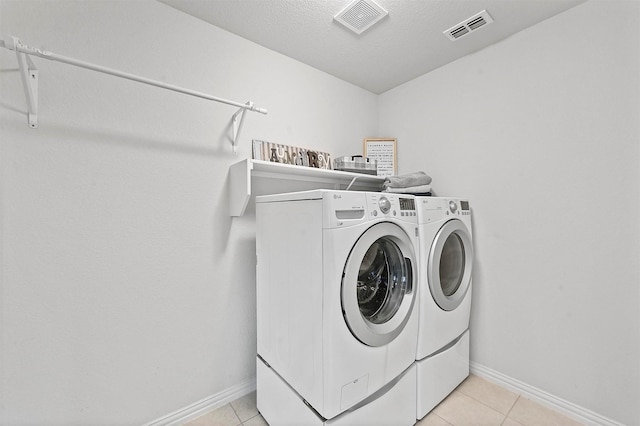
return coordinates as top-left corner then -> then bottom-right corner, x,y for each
415,197 -> 474,420
256,190 -> 419,425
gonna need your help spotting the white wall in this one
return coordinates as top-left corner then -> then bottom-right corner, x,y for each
0,1 -> 377,424
3,1 -> 639,425
379,1 -> 640,424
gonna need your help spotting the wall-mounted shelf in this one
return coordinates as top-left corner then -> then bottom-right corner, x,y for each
229,159 -> 385,216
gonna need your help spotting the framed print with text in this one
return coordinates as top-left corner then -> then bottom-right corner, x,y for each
363,138 -> 397,177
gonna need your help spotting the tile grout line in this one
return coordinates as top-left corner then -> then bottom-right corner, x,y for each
438,412 -> 454,426
432,390 -> 507,426
505,394 -> 521,417
423,412 -> 453,426
241,412 -> 262,425
501,395 -> 522,426
455,387 -> 515,421
228,402 -> 243,426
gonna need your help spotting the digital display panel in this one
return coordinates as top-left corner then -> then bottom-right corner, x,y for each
399,198 -> 415,211
460,201 -> 470,211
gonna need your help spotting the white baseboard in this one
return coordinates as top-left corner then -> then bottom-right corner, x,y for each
146,364 -> 623,426
469,362 -> 623,426
143,377 -> 257,426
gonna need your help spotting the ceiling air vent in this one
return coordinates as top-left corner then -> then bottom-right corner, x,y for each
444,10 -> 493,41
334,0 -> 389,35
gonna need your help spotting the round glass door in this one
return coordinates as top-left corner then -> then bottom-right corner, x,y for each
342,222 -> 416,347
428,219 -> 473,311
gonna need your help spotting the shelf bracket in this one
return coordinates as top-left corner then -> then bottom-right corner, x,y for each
345,177 -> 358,191
8,36 -> 39,128
231,102 -> 252,154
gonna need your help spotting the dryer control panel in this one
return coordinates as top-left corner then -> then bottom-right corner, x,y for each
447,199 -> 471,216
417,197 -> 472,223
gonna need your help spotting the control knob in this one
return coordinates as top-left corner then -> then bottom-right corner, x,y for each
449,200 -> 458,213
379,197 -> 391,214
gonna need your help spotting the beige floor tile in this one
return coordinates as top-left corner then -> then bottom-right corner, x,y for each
183,403 -> 241,426
508,397 -> 583,426
456,374 -> 519,415
242,413 -> 269,426
186,379 -> 582,426
230,391 -> 259,422
416,411 -> 453,426
433,391 -> 505,426
502,418 -> 526,426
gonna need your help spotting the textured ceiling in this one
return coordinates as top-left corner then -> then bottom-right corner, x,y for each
158,0 -> 585,94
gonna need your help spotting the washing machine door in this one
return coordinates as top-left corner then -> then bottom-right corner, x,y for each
428,219 -> 473,311
342,222 -> 416,347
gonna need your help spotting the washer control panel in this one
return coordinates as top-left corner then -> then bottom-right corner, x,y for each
367,193 -> 417,220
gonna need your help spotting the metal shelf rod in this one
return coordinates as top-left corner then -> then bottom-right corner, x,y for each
1,36 -> 267,149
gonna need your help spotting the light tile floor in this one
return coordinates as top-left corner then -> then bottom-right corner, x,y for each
183,374 -> 583,426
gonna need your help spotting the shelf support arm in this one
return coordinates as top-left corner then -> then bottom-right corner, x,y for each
231,102 -> 252,154
345,177 -> 358,191
5,36 -> 39,128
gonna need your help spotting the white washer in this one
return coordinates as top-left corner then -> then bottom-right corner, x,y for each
415,197 -> 474,420
256,190 -> 419,425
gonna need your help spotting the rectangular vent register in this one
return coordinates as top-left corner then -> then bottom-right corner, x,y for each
444,10 -> 494,41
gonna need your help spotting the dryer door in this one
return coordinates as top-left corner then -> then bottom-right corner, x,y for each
342,222 -> 417,347
428,219 -> 473,311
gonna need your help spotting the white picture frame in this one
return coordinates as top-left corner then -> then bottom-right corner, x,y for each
363,138 -> 397,177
